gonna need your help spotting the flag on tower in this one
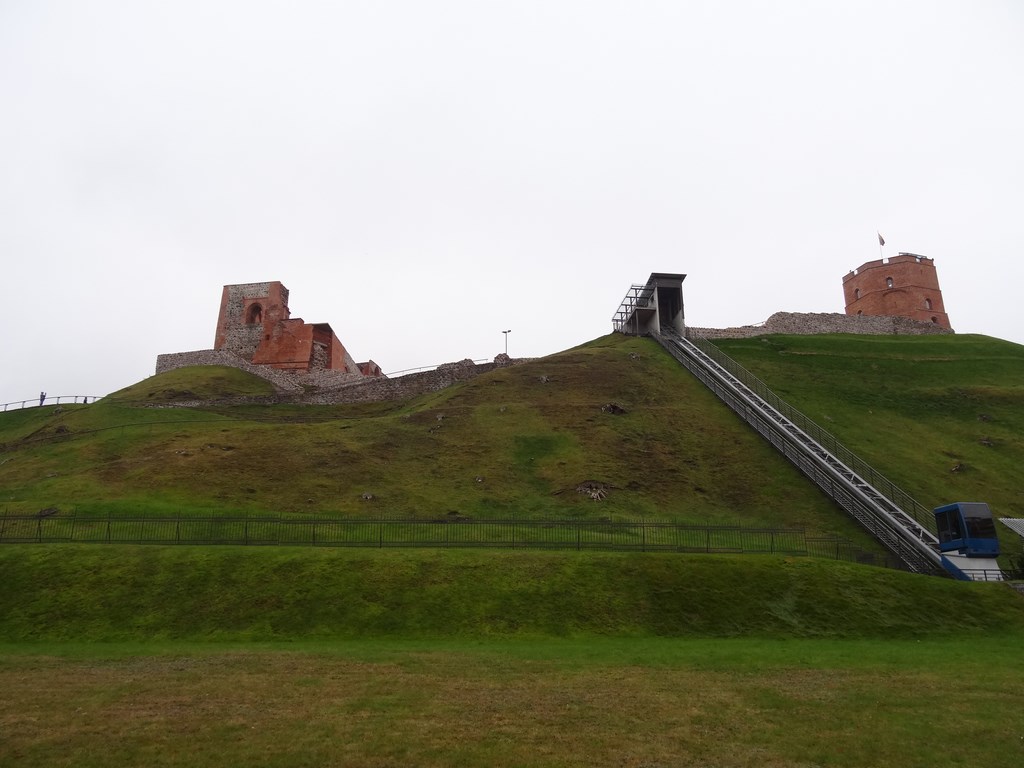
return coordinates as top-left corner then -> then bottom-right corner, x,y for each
878,233 -> 885,246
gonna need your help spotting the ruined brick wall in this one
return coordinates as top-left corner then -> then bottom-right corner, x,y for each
220,325 -> 264,360
331,335 -> 360,374
252,318 -> 318,370
688,311 -> 954,340
213,281 -> 371,375
311,342 -> 329,370
214,281 -> 291,358
842,255 -> 951,329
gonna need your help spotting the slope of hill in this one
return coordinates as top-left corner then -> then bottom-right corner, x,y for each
2,333 -> 1024,650
4,333 -> 1024,768
714,333 -> 1024,555
0,335 -> 870,542
2,545 -> 1023,642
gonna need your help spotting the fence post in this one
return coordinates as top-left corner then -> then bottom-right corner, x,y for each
641,521 -> 646,553
37,518 -> 42,543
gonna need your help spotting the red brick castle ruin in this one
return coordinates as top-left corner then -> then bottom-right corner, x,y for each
842,253 -> 951,329
683,251 -> 954,340
155,279 -> 521,403
155,281 -> 384,391
213,281 -> 381,376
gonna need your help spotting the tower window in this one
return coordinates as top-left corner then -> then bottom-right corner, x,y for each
245,303 -> 263,324
885,277 -> 894,288
925,298 -> 933,310
854,288 -> 861,300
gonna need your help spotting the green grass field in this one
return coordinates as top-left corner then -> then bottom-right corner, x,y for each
2,545 -> 1024,767
4,635 -> 1024,768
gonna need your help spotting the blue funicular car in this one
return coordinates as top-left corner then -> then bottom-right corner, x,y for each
933,502 -> 1000,558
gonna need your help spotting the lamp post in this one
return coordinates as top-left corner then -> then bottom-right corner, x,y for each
502,329 -> 511,355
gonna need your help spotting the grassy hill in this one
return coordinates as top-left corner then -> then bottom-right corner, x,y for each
3,330 -> 1024,631
4,331 -> 1024,767
3,330 -> 1024,552
715,333 -> 1024,555
0,335 -> 874,539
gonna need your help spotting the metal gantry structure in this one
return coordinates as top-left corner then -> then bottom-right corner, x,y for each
653,328 -> 964,577
611,284 -> 656,334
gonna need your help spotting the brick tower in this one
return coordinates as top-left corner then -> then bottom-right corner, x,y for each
213,281 -> 380,374
842,253 -> 951,329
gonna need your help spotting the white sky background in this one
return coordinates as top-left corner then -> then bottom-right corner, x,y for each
1,1 -> 1022,400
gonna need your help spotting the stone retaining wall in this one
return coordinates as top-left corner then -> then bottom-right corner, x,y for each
301,359 -> 505,405
155,350 -> 304,392
153,350 -> 519,407
688,311 -> 954,340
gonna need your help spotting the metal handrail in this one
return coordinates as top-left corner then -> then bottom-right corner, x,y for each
654,329 -> 945,575
2,395 -> 102,412
383,359 -> 490,377
686,335 -> 933,529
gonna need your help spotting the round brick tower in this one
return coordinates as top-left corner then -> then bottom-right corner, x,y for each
842,253 -> 951,329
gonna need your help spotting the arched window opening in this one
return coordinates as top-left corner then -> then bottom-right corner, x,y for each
931,316 -> 938,324
925,298 -> 933,310
885,277 -> 894,289
246,304 -> 263,324
857,310 -> 863,315
854,288 -> 861,300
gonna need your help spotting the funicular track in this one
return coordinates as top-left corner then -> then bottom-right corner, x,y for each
654,330 -> 946,576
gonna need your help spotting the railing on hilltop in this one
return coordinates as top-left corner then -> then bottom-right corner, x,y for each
685,334 -> 935,531
2,395 -> 102,412
0,513 -> 897,565
384,359 -> 490,377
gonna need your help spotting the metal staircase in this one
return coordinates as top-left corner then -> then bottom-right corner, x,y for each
654,329 -> 947,575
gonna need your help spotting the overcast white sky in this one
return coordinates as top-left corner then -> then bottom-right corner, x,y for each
2,0 -> 1022,401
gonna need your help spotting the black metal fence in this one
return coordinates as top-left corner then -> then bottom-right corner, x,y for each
0,513 -> 893,565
